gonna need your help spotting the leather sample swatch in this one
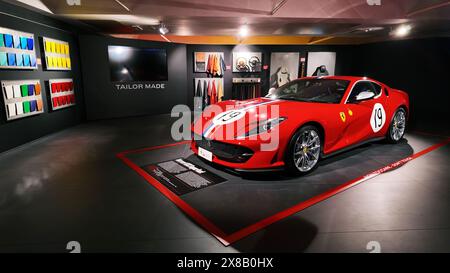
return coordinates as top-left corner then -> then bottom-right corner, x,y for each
30,54 -> 36,66
20,37 -> 27,49
4,85 -> 14,99
7,53 -> 16,66
30,100 -> 37,112
23,54 -> 30,66
20,85 -> 28,97
15,102 -> 23,115
4,34 -> 13,48
0,52 -> 7,66
13,35 -> 20,48
16,53 -> 23,66
28,84 -> 35,96
7,103 -> 16,117
37,99 -> 43,111
34,83 -> 41,95
13,85 -> 21,98
23,101 -> 30,113
27,38 -> 34,50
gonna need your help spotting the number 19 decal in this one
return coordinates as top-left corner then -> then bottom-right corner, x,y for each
370,103 -> 386,133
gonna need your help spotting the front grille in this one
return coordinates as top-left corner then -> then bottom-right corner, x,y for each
193,134 -> 254,163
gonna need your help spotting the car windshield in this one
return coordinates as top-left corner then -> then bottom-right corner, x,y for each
266,79 -> 350,104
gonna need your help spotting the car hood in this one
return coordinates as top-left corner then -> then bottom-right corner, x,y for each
193,98 -> 292,140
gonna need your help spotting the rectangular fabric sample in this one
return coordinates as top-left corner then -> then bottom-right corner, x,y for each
56,43 -> 61,54
57,57 -> 62,67
13,35 -> 20,48
51,41 -> 56,53
51,83 -> 57,93
23,101 -> 30,113
47,56 -> 53,67
4,85 -> 14,99
52,97 -> 58,107
15,102 -> 23,115
0,52 -> 7,66
35,83 -> 41,95
13,85 -> 21,98
7,103 -> 16,117
4,34 -> 13,48
28,84 -> 35,96
7,53 -> 16,66
20,85 -> 28,97
0,34 -> 4,47
23,54 -> 30,66
5,85 -> 14,100
66,58 -> 71,68
61,57 -> 67,68
37,99 -> 43,111
15,53 -> 23,66
45,40 -> 51,52
20,37 -> 27,49
27,38 -> 34,50
30,100 -> 37,112
30,54 -> 36,67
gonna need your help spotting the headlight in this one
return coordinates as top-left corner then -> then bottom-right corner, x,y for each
237,117 -> 286,138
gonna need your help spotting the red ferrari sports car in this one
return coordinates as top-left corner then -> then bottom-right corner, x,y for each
191,76 -> 409,174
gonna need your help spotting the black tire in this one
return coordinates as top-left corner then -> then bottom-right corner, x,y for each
285,125 -> 322,176
386,108 -> 407,144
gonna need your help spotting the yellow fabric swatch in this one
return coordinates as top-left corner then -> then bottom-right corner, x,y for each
57,57 -> 62,67
47,56 -> 53,67
61,57 -> 66,68
66,58 -> 71,68
50,41 -> 56,53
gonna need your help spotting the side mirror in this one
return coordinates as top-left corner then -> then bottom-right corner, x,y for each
355,91 -> 375,101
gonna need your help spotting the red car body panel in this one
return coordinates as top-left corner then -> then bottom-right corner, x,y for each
191,76 -> 409,170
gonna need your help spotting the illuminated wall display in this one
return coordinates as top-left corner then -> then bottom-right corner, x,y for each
1,79 -> 44,121
0,27 -> 38,70
42,37 -> 71,70
48,78 -> 76,110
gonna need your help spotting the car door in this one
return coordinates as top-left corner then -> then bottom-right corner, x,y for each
343,81 -> 386,146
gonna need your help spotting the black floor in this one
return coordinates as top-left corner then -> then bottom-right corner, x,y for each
0,114 -> 449,252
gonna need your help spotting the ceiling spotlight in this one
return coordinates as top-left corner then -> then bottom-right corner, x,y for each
393,24 -> 412,37
239,25 -> 249,37
159,23 -> 169,35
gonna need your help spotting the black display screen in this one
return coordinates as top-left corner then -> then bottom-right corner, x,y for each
108,45 -> 168,82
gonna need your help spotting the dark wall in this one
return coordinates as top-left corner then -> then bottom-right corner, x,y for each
79,35 -> 187,120
0,1 -> 86,153
186,44 -> 356,108
355,37 -> 450,134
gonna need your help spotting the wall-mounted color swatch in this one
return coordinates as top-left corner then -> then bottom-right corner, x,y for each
48,78 -> 76,111
1,79 -> 44,121
0,27 -> 38,70
42,37 -> 71,71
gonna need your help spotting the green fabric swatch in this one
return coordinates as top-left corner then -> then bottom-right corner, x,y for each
21,85 -> 28,97
0,34 -> 4,47
23,101 -> 30,113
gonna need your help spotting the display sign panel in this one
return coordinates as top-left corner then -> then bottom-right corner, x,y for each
42,37 -> 71,71
48,78 -> 76,111
0,27 -> 38,70
1,79 -> 44,121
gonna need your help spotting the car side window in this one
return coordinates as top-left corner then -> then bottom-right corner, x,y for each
347,81 -> 381,102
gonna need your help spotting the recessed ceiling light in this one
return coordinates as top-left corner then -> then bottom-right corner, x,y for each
392,24 -> 412,37
239,25 -> 249,37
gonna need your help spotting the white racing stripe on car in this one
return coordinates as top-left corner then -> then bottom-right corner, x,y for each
202,100 -> 280,138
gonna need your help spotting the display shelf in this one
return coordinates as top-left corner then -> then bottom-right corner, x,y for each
42,37 -> 71,71
48,78 -> 75,111
0,27 -> 38,70
1,79 -> 44,121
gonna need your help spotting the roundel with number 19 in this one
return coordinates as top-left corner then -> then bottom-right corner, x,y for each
370,103 -> 386,133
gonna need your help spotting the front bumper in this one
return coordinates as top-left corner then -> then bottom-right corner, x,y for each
190,134 -> 286,170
